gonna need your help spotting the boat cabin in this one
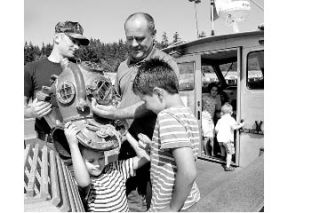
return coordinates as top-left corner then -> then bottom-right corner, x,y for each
163,30 -> 264,167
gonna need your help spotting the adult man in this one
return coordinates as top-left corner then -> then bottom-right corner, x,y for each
24,21 -> 89,142
91,12 -> 179,211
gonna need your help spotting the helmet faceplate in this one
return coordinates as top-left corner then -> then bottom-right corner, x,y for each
45,59 -> 124,153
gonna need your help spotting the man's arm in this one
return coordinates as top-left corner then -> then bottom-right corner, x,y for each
166,147 -> 197,212
24,96 -> 52,118
91,98 -> 148,120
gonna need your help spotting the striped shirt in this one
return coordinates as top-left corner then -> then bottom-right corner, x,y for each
149,107 -> 201,211
85,159 -> 135,212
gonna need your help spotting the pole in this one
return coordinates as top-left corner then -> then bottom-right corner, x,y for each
210,0 -> 215,35
232,22 -> 239,33
193,2 -> 200,38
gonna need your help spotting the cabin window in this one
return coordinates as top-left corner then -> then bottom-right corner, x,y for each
247,51 -> 264,89
177,62 -> 195,90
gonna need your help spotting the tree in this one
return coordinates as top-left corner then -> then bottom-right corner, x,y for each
40,42 -> 53,57
160,32 -> 169,49
198,31 -> 206,38
24,42 -> 41,65
23,38 -> 130,72
172,32 -> 181,43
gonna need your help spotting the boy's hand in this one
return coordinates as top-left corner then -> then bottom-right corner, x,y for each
137,133 -> 152,152
64,122 -> 80,147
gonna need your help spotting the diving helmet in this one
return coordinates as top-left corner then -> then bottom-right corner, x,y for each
39,59 -> 125,155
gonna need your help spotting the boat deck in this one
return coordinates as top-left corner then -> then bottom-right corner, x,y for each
188,155 -> 264,212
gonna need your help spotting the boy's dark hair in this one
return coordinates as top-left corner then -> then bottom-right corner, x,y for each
77,143 -> 89,155
132,58 -> 179,95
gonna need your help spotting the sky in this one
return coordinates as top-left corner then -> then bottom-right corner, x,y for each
25,0 -> 264,46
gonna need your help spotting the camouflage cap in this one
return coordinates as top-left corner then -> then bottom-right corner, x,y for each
55,21 -> 89,46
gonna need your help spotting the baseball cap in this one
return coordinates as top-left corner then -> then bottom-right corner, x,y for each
55,21 -> 89,46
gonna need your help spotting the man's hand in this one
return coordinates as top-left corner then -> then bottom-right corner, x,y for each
91,98 -> 117,119
29,98 -> 52,118
64,122 -> 80,147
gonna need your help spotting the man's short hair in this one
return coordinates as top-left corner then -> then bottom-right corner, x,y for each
124,12 -> 156,35
133,58 -> 179,96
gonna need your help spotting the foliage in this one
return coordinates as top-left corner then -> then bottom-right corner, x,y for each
198,31 -> 206,38
24,32 -> 182,71
172,32 -> 181,43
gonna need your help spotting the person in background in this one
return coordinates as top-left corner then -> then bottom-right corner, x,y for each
132,58 -> 200,212
215,103 -> 244,171
201,110 -> 214,156
91,12 -> 179,211
24,21 -> 89,143
202,82 -> 229,157
203,82 -> 229,124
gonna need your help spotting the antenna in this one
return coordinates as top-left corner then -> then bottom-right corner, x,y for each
215,0 -> 251,33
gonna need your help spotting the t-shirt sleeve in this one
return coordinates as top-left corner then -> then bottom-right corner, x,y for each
169,59 -> 180,79
158,113 -> 192,150
154,51 -> 180,79
24,62 -> 34,98
230,117 -> 238,129
115,158 -> 135,181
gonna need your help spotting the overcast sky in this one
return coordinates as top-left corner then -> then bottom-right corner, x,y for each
25,0 -> 263,45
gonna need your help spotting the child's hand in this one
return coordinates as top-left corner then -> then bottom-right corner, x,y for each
137,133 -> 152,153
64,122 -> 80,147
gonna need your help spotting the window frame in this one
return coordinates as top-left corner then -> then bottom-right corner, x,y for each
246,50 -> 264,90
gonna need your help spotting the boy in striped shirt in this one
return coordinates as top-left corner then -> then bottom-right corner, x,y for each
132,58 -> 201,211
64,123 -> 150,212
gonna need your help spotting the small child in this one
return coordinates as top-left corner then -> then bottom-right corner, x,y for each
201,110 -> 214,156
132,58 -> 201,211
215,103 -> 244,171
64,123 -> 150,212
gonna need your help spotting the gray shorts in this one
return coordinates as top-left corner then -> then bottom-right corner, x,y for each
221,142 -> 235,155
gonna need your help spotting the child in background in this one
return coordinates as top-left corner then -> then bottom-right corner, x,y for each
215,103 -> 244,171
64,123 -> 149,212
132,58 -> 201,212
201,110 -> 214,156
